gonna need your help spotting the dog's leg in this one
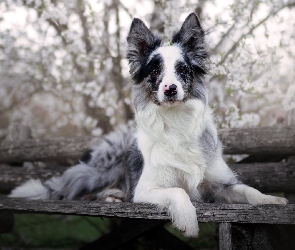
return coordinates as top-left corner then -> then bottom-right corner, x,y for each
216,184 -> 288,205
207,157 -> 288,205
134,185 -> 199,238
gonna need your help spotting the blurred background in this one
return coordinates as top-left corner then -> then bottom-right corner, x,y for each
1,0 -> 294,139
0,0 -> 294,249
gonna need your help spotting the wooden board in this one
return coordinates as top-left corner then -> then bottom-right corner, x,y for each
0,127 -> 294,163
1,162 -> 294,193
0,198 -> 294,224
220,126 -> 295,155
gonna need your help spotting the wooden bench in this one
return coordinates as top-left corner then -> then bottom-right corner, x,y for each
0,124 -> 295,249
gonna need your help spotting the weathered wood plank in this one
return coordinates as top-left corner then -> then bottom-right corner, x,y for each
220,126 -> 295,155
218,223 -> 232,250
0,198 -> 294,224
283,155 -> 295,203
230,162 -> 295,193
1,162 -> 294,193
230,223 -> 295,249
0,127 -> 294,163
0,136 -> 98,163
0,164 -> 65,193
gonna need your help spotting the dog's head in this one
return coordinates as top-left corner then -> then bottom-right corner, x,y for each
127,13 -> 209,111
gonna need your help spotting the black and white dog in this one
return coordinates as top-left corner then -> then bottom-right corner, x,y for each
10,13 -> 287,237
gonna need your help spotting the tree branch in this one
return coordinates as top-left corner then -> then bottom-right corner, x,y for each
219,2 -> 295,64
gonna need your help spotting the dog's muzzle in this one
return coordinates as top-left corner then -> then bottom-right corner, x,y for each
164,84 -> 177,97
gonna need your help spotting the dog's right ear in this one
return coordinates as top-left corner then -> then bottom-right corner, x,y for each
126,18 -> 161,79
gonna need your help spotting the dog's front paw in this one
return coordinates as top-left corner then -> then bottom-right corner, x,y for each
170,200 -> 199,238
180,223 -> 199,238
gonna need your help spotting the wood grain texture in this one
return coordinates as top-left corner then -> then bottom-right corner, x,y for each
230,223 -> 295,250
0,164 -> 65,193
219,223 -> 232,250
0,127 -> 294,163
220,126 -> 295,155
0,136 -> 98,163
0,198 -> 294,224
230,162 -> 295,193
1,162 -> 294,193
286,110 -> 295,204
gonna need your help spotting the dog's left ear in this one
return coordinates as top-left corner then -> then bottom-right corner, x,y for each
172,13 -> 208,76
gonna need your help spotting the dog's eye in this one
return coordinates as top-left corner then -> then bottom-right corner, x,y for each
151,68 -> 160,76
178,65 -> 187,74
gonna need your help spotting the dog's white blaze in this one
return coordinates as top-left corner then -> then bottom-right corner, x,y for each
152,45 -> 185,102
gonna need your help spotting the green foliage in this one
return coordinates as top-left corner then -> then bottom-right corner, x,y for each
164,222 -> 217,249
1,214 -> 110,248
1,215 -> 217,249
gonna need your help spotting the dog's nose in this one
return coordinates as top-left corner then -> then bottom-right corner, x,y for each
164,84 -> 178,97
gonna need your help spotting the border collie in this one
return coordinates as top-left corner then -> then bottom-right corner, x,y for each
10,13 -> 287,237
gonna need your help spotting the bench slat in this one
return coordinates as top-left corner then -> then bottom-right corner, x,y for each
1,162 -> 294,193
0,127 -> 294,163
0,198 -> 294,224
220,126 -> 295,155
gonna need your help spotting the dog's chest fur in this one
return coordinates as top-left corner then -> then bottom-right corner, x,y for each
135,99 -> 208,197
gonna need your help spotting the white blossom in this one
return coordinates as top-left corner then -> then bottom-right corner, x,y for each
0,0 -> 294,137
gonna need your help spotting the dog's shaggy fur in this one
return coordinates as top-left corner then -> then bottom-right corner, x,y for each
10,13 -> 287,237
